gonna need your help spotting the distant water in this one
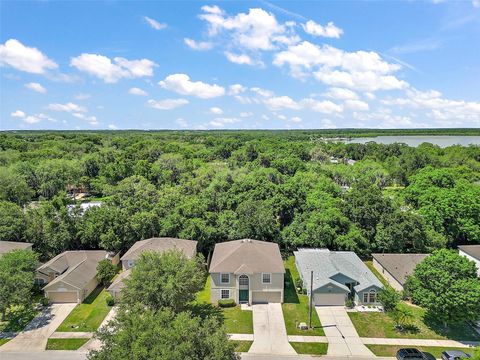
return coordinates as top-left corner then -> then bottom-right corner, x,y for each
344,136 -> 480,148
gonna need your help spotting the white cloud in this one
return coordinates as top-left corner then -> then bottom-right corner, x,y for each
147,98 -> 189,110
291,116 -> 302,123
263,95 -> 301,110
129,87 -> 148,96
210,107 -> 223,114
184,38 -> 214,51
24,115 -> 42,124
25,82 -> 46,93
176,118 -> 188,128
48,102 -> 87,113
228,84 -> 247,96
159,73 -> 225,98
144,16 -> 167,30
322,87 -> 358,100
344,99 -> 369,111
70,54 -> 157,83
224,51 -> 263,66
0,39 -> 57,74
74,93 -> 91,100
209,117 -> 239,127
302,20 -> 343,38
11,110 -> 25,118
240,112 -> 253,117
108,124 -> 118,130
303,99 -> 344,114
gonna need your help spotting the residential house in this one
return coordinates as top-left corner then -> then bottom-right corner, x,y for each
209,239 -> 285,304
36,250 -> 119,303
108,237 -> 198,299
459,245 -> 480,277
0,241 -> 33,257
372,253 -> 429,291
294,248 -> 383,306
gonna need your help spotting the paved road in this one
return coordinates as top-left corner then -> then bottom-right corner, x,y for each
0,304 -> 76,352
316,306 -> 374,357
241,354 -> 394,360
249,303 -> 296,355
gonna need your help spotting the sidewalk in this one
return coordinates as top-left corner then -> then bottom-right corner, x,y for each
361,337 -> 480,348
49,332 -> 93,339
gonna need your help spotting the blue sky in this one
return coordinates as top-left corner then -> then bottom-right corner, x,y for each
1,0 -> 479,130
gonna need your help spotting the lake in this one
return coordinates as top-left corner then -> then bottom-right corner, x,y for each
344,135 -> 480,148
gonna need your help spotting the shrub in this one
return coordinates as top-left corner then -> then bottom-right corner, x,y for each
218,299 -> 236,308
345,298 -> 354,308
294,278 -> 303,293
40,297 -> 50,307
106,295 -> 115,306
378,287 -> 401,312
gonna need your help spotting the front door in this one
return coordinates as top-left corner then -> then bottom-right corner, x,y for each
239,289 -> 249,303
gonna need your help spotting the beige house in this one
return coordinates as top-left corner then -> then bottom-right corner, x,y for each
0,241 -> 33,257
209,239 -> 285,305
372,253 -> 429,291
36,250 -> 119,303
108,237 -> 198,299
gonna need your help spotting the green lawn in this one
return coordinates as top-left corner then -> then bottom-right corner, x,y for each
231,340 -> 253,352
282,256 -> 324,336
195,276 -> 211,304
290,342 -> 328,355
46,338 -> 90,350
366,344 -> 475,359
349,301 -> 480,341
223,306 -> 254,334
364,261 -> 391,288
0,338 -> 11,347
56,287 -> 112,332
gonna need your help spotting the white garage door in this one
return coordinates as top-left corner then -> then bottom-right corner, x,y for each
314,293 -> 345,306
252,291 -> 282,303
48,291 -> 78,303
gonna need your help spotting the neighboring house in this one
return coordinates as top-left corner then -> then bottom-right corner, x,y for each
0,241 -> 33,257
209,239 -> 285,305
36,250 -> 119,303
294,248 -> 383,306
372,253 -> 429,291
66,201 -> 102,215
458,245 -> 480,277
108,237 -> 198,299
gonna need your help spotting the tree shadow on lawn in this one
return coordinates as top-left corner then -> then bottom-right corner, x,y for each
423,312 -> 480,341
82,286 -> 103,305
188,303 -> 224,324
284,269 -> 299,304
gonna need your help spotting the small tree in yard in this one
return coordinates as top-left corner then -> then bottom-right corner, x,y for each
390,305 -> 414,330
96,259 -> 117,286
405,249 -> 480,327
378,287 -> 400,312
122,250 -> 205,313
0,249 -> 38,321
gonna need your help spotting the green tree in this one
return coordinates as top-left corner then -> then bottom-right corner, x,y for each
96,259 -> 117,286
377,287 -> 401,312
0,167 -> 34,206
405,249 -> 480,326
0,249 -> 38,321
122,250 -> 205,313
0,201 -> 26,242
88,306 -> 238,360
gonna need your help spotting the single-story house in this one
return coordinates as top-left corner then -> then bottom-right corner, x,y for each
209,239 -> 285,305
372,253 -> 429,291
294,248 -> 383,306
108,237 -> 198,299
36,250 -> 119,303
0,241 -> 33,257
459,245 -> 480,277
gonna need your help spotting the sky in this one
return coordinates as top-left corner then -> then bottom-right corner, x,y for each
0,0 -> 479,130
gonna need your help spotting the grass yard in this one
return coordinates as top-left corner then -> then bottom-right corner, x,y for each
366,344 -> 475,359
0,338 -> 11,347
56,287 -> 113,332
195,276 -> 211,304
349,301 -> 480,341
282,256 -> 324,336
364,261 -> 391,288
231,340 -> 253,352
290,342 -> 328,355
223,306 -> 254,334
46,338 -> 90,350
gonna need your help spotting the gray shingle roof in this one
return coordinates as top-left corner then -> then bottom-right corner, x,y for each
294,249 -> 383,292
209,239 -> 285,274
121,238 -> 197,261
0,241 -> 33,255
458,245 -> 480,261
107,268 -> 131,292
372,253 -> 429,285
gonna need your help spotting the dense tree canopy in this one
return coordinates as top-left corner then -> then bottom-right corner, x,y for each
0,131 -> 478,261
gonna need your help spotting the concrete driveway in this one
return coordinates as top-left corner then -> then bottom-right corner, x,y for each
0,303 -> 76,352
316,306 -> 374,357
249,303 -> 296,355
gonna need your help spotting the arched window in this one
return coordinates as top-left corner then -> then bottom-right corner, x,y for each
239,275 -> 249,286
368,289 -> 377,303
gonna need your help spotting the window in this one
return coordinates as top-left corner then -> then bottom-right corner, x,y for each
363,293 -> 369,303
220,273 -> 230,284
262,273 -> 271,284
239,275 -> 248,286
221,289 -> 230,299
368,290 -> 377,303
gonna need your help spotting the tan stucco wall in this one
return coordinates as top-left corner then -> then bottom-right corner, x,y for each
44,280 -> 78,292
111,252 -> 120,266
372,258 -> 403,291
80,277 -> 99,302
210,272 -> 284,304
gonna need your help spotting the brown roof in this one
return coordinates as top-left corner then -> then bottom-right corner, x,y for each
39,250 -> 111,290
121,237 -> 197,261
458,245 -> 480,260
209,239 -> 285,274
372,253 -> 429,285
0,241 -> 33,255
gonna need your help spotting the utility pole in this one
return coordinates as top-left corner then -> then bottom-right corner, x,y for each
309,270 -> 313,329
